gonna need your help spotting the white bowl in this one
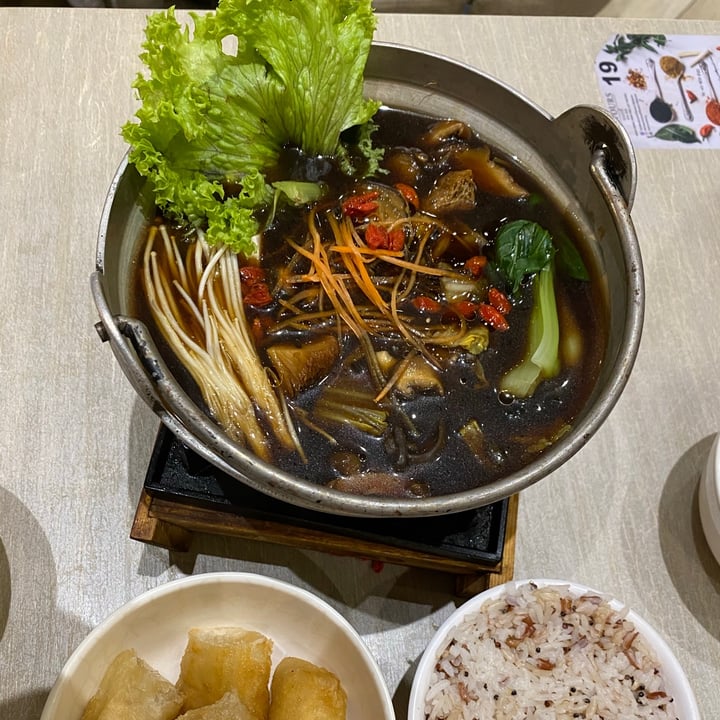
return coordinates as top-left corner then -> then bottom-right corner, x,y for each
41,572 -> 394,720
409,579 -> 699,720
699,433 -> 720,566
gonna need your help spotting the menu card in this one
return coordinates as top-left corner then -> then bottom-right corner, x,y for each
595,34 -> 720,148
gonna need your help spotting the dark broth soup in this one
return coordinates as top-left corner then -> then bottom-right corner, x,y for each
133,106 -> 607,498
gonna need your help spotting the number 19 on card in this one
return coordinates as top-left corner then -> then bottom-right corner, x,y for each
598,60 -> 621,86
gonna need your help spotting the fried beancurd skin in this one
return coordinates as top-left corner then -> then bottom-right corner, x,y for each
81,648 -> 183,720
269,656 -> 347,720
176,626 -> 273,717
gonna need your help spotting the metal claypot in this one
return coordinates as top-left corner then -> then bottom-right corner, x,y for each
91,43 -> 644,517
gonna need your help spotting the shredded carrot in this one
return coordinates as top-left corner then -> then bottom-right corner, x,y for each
328,214 -> 391,318
288,214 -> 369,338
376,254 -> 465,278
374,350 -> 417,403
330,245 -> 404,259
281,208 -> 459,374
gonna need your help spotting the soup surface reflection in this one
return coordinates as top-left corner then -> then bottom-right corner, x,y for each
133,107 -> 607,498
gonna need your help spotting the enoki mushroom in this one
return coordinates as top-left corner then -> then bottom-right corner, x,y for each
143,225 -> 298,461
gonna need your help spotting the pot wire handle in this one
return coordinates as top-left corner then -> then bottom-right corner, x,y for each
94,314 -> 168,413
112,315 -> 202,420
589,147 -> 635,233
100,311 -> 271,480
550,105 -> 636,211
589,146 -> 645,327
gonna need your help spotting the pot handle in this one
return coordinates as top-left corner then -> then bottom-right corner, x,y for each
96,310 -> 197,418
589,147 -> 636,243
91,269 -> 196,417
94,316 -> 166,413
551,104 -> 637,212
96,308 -> 271,479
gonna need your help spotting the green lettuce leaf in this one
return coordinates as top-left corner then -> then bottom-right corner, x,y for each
122,0 -> 380,255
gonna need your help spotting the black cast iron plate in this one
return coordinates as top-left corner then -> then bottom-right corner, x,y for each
143,425 -> 508,565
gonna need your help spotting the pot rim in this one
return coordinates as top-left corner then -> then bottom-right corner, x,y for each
93,41 -> 644,517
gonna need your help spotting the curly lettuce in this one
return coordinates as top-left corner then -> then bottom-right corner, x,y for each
122,0 -> 380,255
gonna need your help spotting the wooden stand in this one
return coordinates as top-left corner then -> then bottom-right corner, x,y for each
131,490 -> 518,597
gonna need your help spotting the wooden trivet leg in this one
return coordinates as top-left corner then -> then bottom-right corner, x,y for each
131,489 -> 193,552
454,493 -> 519,597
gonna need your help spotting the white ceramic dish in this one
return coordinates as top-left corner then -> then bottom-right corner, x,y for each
41,572 -> 394,720
699,432 -> 720,566
408,578 -> 700,720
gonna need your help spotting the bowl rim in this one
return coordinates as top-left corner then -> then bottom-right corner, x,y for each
408,578 -> 700,720
41,571 -> 394,720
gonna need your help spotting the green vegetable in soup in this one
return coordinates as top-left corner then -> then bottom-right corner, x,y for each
267,181 -> 325,227
500,263 -> 560,398
313,383 -> 389,437
122,0 -> 381,255
554,231 -> 590,282
494,220 -> 555,296
493,220 -> 561,398
271,182 -> 325,207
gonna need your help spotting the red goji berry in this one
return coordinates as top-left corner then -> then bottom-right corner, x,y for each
478,303 -> 509,331
700,124 -> 714,140
488,287 -> 512,315
365,223 -> 405,252
240,265 -> 266,284
394,182 -> 420,211
365,222 -> 389,249
451,300 -> 478,320
243,283 -> 274,307
412,295 -> 443,314
464,255 -> 487,277
341,191 -> 380,219
687,89 -> 698,103
387,226 -> 405,252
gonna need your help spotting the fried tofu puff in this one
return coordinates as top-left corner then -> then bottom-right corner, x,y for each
176,626 -> 272,717
176,690 -> 257,719
81,649 -> 183,720
269,657 -> 347,720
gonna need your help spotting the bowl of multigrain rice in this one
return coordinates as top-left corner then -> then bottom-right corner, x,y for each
409,580 -> 699,720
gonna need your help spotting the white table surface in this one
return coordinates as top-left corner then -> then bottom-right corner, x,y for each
1,8 -> 718,719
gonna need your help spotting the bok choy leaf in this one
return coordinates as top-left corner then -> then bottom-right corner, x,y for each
494,220 -> 554,296
493,219 -> 561,398
500,264 -> 560,398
